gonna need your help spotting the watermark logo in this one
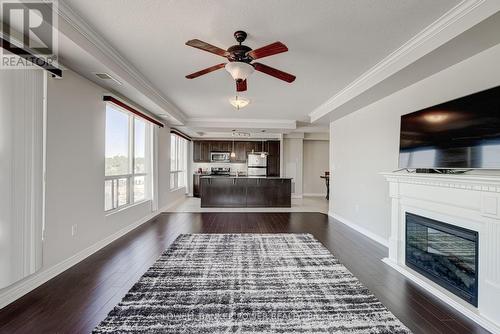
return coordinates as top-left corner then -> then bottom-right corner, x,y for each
1,0 -> 58,70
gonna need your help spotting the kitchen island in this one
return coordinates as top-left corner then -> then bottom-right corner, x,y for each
200,176 -> 292,208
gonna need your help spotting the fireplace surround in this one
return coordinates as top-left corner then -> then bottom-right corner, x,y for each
382,172 -> 500,333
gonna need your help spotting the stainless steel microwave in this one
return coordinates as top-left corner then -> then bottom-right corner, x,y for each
210,152 -> 231,162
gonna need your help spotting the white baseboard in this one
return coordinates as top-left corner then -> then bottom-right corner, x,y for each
328,211 -> 389,248
382,258 -> 500,334
303,193 -> 326,197
0,198 -> 183,310
291,194 -> 303,199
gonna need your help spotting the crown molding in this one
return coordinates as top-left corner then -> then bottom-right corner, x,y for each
309,0 -> 500,123
53,0 -> 187,124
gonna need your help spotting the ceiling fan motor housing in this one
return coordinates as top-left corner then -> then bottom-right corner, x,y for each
234,30 -> 247,43
227,45 -> 253,62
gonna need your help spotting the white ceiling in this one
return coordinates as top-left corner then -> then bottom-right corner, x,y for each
61,0 -> 460,127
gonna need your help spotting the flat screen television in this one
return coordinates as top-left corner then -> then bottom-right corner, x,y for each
399,85 -> 500,169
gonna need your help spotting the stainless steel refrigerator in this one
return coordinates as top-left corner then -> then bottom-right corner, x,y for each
247,153 -> 267,176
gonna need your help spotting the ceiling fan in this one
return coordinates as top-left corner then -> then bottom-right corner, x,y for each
185,30 -> 295,92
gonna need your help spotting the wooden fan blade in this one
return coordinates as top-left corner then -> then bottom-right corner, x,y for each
185,63 -> 226,79
236,79 -> 247,92
185,39 -> 229,57
253,63 -> 296,83
247,42 -> 288,60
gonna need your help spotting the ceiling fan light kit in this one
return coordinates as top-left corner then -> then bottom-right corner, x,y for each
229,95 -> 250,110
185,30 -> 295,95
225,62 -> 254,81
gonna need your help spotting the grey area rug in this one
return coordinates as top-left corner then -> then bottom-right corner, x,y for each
93,234 -> 412,333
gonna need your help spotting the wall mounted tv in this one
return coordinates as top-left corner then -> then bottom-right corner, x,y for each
399,85 -> 500,169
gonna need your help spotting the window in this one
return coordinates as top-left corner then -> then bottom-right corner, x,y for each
170,133 -> 188,190
105,104 -> 152,211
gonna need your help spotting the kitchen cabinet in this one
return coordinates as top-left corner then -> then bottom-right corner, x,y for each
200,177 -> 247,207
193,141 -> 211,162
193,140 -> 280,168
246,141 -> 261,155
232,141 -> 247,162
266,140 -> 280,177
200,177 -> 291,208
210,141 -> 231,152
193,174 -> 201,197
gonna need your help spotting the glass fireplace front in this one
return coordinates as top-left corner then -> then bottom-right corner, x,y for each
405,212 -> 478,306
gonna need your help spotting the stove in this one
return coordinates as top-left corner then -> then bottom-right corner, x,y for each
211,167 -> 231,176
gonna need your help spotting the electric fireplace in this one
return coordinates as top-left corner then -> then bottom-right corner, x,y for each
405,212 -> 478,306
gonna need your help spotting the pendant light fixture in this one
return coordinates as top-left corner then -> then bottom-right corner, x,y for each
260,140 -> 267,158
231,136 -> 236,158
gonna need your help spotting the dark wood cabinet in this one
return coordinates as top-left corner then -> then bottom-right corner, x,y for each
200,177 -> 247,207
193,174 -> 201,197
209,141 -> 231,152
193,141 -> 211,162
266,140 -> 280,177
246,141 -> 261,155
246,178 -> 267,207
193,140 -> 280,169
201,177 -> 291,208
232,141 -> 247,162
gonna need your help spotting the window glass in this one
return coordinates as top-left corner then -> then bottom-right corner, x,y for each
134,175 -> 145,202
134,118 -> 146,173
104,104 -> 152,211
105,106 -> 130,176
170,134 -> 188,190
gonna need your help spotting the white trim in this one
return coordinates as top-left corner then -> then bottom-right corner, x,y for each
0,198 -> 184,310
383,258 -> 500,334
309,0 -> 499,122
291,194 -> 303,199
303,193 -> 326,197
53,1 -> 186,125
328,211 -> 389,248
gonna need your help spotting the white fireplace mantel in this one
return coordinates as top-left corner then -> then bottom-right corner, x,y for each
382,172 -> 500,334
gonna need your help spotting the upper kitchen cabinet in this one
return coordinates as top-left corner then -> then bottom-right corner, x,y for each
267,140 -> 280,177
193,141 -> 211,162
232,141 -> 248,163
246,141 -> 261,155
193,140 -> 280,169
209,141 -> 231,152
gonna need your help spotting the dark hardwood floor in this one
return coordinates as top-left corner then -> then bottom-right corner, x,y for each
0,212 -> 490,334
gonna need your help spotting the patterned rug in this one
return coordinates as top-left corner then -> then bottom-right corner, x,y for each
93,234 -> 411,333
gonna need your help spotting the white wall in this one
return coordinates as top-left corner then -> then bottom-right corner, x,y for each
329,43 -> 500,243
0,69 -> 182,307
283,136 -> 303,196
303,140 -> 329,196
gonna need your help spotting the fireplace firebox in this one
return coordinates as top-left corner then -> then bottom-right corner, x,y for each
405,212 -> 478,306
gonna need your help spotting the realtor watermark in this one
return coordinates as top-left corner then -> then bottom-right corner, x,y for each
1,0 -> 58,70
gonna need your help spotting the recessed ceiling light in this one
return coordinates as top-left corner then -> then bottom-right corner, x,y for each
229,95 -> 250,110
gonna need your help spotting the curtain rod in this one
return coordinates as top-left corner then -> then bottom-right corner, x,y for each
171,129 -> 192,141
103,96 -> 164,127
0,37 -> 62,78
